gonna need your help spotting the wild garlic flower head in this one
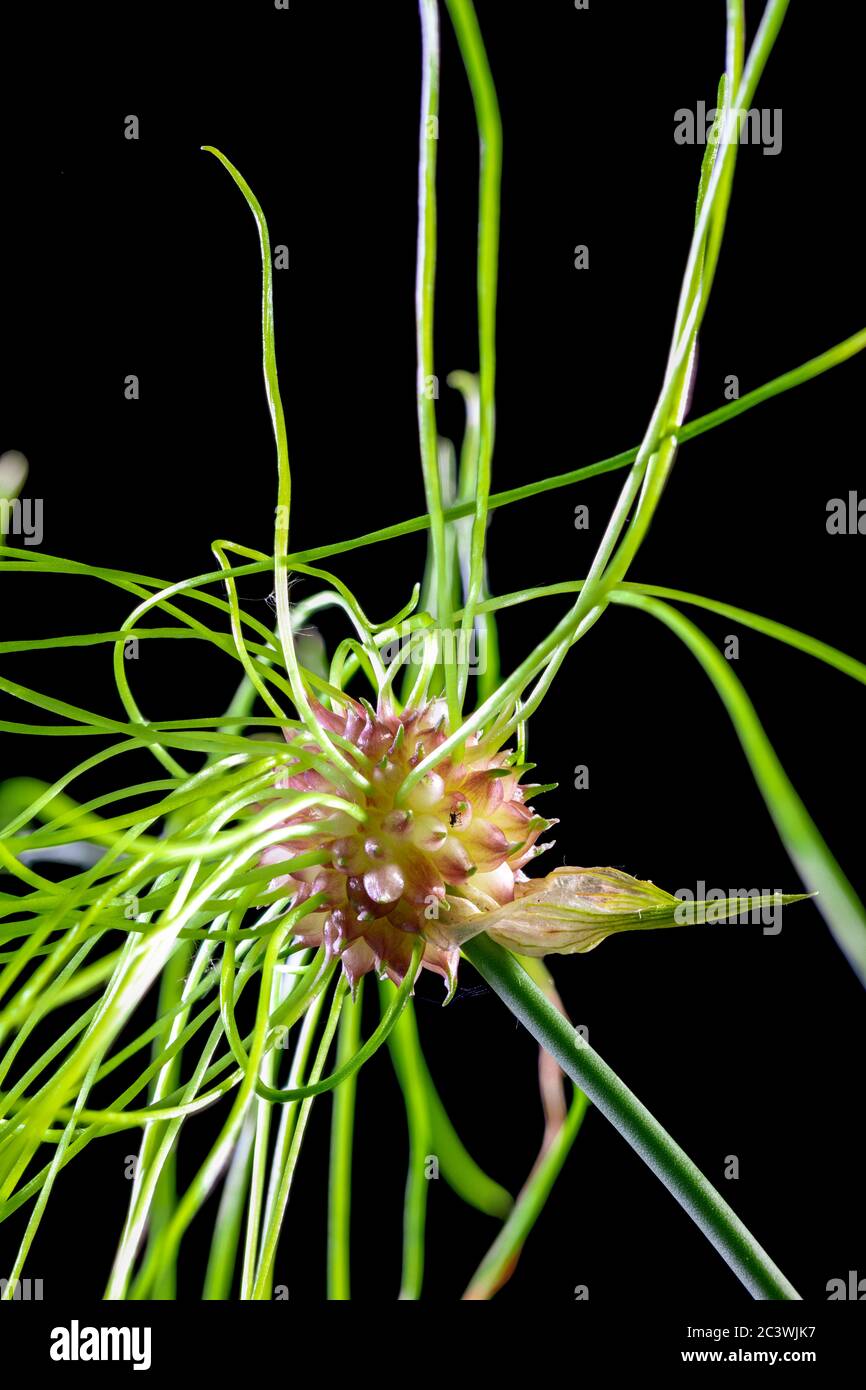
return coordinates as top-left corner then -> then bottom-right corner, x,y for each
262,697 -> 555,997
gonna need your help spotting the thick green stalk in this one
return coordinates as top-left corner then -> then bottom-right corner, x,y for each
462,935 -> 800,1301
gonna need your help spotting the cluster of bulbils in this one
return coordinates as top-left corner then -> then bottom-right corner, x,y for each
262,698 -> 555,998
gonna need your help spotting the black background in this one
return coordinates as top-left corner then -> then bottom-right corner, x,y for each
1,0 -> 865,1313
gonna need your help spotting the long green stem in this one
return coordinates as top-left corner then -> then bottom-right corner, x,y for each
383,993 -> 432,1301
202,147 -> 368,792
464,1090 -> 588,1300
203,1113 -> 254,1300
462,935 -> 800,1301
416,0 -> 459,729
446,0 -> 501,711
252,978 -> 346,1299
327,984 -> 363,1300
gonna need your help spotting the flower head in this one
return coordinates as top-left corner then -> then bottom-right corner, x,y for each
263,697 -> 555,997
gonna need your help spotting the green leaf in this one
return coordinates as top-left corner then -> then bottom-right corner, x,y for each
614,590 -> 866,987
